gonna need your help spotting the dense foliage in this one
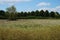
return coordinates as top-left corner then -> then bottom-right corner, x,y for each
0,6 -> 60,20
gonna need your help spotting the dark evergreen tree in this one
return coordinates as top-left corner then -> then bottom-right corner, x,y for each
39,10 -> 45,17
50,11 -> 56,18
55,12 -> 59,16
35,10 -> 40,16
20,11 -> 24,17
0,10 -> 5,18
27,12 -> 31,16
30,11 -> 35,16
24,12 -> 27,17
55,12 -> 60,18
0,10 -> 5,16
44,10 -> 50,17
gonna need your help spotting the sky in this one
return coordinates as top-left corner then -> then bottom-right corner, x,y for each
0,0 -> 60,13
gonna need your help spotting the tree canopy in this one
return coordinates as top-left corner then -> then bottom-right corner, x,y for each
0,6 -> 60,20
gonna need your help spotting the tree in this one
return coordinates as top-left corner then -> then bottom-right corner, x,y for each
30,11 -> 35,16
50,11 -> 56,18
0,10 -> 5,16
55,12 -> 60,18
39,10 -> 45,17
44,10 -> 50,17
20,11 -> 24,17
35,10 -> 40,16
23,12 -> 27,17
6,5 -> 17,20
27,12 -> 31,16
0,10 -> 5,18
55,12 -> 59,16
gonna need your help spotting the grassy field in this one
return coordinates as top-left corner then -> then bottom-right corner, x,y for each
0,19 -> 60,40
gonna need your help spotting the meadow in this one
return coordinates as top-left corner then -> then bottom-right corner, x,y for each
0,19 -> 60,40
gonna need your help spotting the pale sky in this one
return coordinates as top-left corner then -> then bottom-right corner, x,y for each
0,0 -> 60,13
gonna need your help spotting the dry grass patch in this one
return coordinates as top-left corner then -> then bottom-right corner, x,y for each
0,19 -> 60,40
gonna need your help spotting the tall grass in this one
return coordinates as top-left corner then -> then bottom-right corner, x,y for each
0,19 -> 60,40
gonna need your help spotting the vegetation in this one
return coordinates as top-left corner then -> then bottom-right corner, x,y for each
6,6 -> 17,20
0,6 -> 60,20
0,19 -> 60,40
0,6 -> 60,40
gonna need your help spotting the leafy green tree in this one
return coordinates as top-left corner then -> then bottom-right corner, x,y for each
35,10 -> 40,16
27,12 -> 31,16
0,10 -> 5,16
20,11 -> 24,17
0,10 -> 5,18
6,5 -> 17,20
39,10 -> 45,17
55,12 -> 60,18
23,12 -> 27,17
44,10 -> 50,17
17,12 -> 21,18
30,11 -> 35,16
50,11 -> 56,18
55,12 -> 59,16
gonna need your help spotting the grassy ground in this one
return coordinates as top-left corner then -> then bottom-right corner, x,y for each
0,19 -> 60,40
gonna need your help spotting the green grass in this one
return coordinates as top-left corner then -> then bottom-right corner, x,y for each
0,19 -> 60,40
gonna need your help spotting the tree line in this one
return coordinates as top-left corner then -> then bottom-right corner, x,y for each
0,6 -> 60,20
